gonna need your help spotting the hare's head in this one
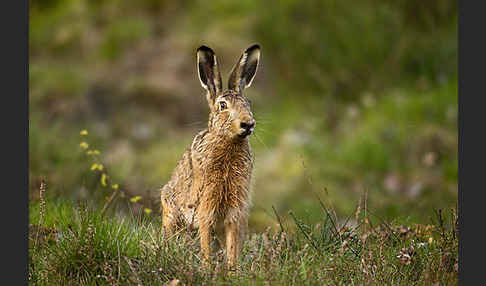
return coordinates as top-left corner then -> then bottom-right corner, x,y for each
197,44 -> 261,140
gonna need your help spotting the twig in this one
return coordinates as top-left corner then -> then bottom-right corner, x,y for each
288,211 -> 321,255
101,189 -> 120,217
366,209 -> 400,243
272,205 -> 286,234
313,191 -> 340,241
35,178 -> 47,247
434,209 -> 447,242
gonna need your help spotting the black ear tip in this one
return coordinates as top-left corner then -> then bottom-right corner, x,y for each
197,45 -> 214,54
246,44 -> 261,53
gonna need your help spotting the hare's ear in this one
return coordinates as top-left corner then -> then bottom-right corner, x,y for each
197,45 -> 222,105
228,44 -> 261,93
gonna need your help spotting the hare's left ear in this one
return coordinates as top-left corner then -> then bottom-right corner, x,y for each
197,45 -> 222,105
228,44 -> 261,93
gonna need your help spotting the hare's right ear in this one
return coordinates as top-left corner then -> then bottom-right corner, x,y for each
228,44 -> 261,93
197,45 -> 222,105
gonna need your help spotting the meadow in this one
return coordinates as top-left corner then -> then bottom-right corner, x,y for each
29,0 -> 458,284
30,187 -> 457,285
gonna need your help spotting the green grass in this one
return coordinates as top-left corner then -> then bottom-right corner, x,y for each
29,197 -> 458,285
100,17 -> 152,61
29,1 -> 458,283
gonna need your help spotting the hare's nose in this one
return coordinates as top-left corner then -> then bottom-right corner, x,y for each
240,121 -> 255,130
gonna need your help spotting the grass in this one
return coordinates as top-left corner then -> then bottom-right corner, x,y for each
29,193 -> 458,285
29,1 -> 458,284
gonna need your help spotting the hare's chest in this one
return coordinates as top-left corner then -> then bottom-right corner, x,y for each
209,154 -> 252,185
205,158 -> 252,204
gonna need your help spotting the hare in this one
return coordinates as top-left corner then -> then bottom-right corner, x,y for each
160,44 -> 261,268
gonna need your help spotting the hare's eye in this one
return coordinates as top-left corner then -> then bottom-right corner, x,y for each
220,102 -> 227,110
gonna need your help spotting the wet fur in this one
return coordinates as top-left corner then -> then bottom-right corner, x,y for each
160,45 -> 260,268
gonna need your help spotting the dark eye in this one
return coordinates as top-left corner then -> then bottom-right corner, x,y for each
220,101 -> 227,110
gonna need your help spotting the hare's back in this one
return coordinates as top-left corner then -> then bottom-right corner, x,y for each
161,147 -> 193,205
161,129 -> 209,204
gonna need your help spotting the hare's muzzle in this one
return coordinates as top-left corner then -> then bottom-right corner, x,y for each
239,120 -> 255,137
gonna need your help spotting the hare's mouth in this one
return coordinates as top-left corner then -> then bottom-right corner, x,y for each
238,121 -> 255,138
238,128 -> 254,138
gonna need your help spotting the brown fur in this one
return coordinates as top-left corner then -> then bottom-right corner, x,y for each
160,44 -> 261,268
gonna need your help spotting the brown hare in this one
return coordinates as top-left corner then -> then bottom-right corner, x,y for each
160,44 -> 261,268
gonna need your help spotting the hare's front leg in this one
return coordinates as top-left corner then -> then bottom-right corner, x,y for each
161,196 -> 176,236
161,206 -> 175,235
191,174 -> 212,266
198,213 -> 211,266
225,220 -> 239,269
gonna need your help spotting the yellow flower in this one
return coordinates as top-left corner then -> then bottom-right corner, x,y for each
101,173 -> 108,187
80,130 -> 88,136
428,237 -> 433,244
111,184 -> 119,190
90,163 -> 104,171
120,192 -> 126,198
130,196 -> 142,203
80,142 -> 89,149
87,149 -> 101,156
144,208 -> 152,214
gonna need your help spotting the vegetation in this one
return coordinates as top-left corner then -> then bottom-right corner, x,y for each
30,193 -> 458,285
29,0 -> 457,284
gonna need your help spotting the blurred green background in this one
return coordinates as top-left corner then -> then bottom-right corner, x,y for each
29,0 -> 457,231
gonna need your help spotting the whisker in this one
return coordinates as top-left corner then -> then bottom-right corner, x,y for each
254,118 -> 274,124
254,114 -> 274,121
184,121 -> 206,127
253,132 -> 270,151
254,127 -> 277,138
